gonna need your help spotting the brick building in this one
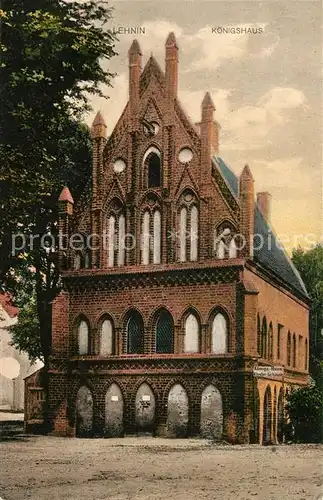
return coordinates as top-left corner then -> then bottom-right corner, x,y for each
46,34 -> 310,443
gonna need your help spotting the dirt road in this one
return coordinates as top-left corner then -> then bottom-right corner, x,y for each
1,436 -> 322,500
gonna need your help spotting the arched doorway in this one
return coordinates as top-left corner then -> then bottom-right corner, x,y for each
105,383 -> 123,437
262,385 -> 272,444
135,383 -> 155,435
76,386 -> 93,438
167,384 -> 189,437
200,385 -> 223,440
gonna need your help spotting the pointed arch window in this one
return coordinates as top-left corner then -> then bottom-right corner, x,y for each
141,208 -> 161,265
292,334 -> 296,367
287,331 -> 291,366
178,190 -> 199,262
107,200 -> 126,268
305,338 -> 308,370
214,222 -> 238,259
78,320 -> 90,355
261,317 -> 267,359
268,322 -> 273,360
155,310 -> 174,354
126,311 -> 144,354
211,312 -> 228,354
100,319 -> 114,356
143,147 -> 162,189
184,313 -> 200,353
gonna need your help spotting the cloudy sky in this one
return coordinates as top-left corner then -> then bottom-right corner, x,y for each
85,0 -> 322,253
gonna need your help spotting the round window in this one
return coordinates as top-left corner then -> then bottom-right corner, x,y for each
113,159 -> 126,174
178,147 -> 193,164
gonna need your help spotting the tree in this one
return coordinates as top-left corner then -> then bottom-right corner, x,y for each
292,244 -> 323,384
285,385 -> 322,443
0,0 -> 118,362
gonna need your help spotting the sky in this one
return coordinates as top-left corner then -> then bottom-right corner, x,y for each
84,0 -> 322,254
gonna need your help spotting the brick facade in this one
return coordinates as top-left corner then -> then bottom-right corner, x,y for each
44,33 -> 310,443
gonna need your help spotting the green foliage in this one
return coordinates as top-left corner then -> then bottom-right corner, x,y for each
9,295 -> 42,363
0,0 -> 117,360
285,385 -> 322,443
292,244 -> 323,383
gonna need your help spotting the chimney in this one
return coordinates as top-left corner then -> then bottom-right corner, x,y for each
200,92 -> 215,184
165,32 -> 178,102
257,192 -> 271,223
239,164 -> 255,258
128,39 -> 142,131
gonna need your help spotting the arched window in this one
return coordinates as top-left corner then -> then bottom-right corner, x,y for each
126,311 -> 144,354
184,313 -> 199,353
292,334 -> 296,367
178,190 -> 198,262
190,205 -> 198,261
305,338 -> 308,370
211,313 -> 228,354
268,322 -> 273,360
179,207 -> 187,262
78,320 -> 89,355
141,209 -> 161,265
257,314 -> 262,356
155,310 -> 174,353
147,152 -> 162,188
107,200 -> 126,268
74,254 -> 81,270
261,317 -> 267,359
100,319 -> 114,356
287,331 -> 291,366
84,251 -> 90,269
214,223 -> 237,259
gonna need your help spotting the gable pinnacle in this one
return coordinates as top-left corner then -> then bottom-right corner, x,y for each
58,186 -> 74,204
166,32 -> 178,47
92,111 -> 106,127
240,163 -> 254,181
202,92 -> 215,109
128,39 -> 142,55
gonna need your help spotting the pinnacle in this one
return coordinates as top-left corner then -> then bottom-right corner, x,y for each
166,32 -> 178,47
240,164 -> 254,181
202,92 -> 215,109
58,186 -> 74,204
128,39 -> 142,55
92,111 -> 106,127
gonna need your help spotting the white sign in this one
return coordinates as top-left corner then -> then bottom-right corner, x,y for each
253,366 -> 284,378
111,395 -> 119,402
142,395 -> 151,402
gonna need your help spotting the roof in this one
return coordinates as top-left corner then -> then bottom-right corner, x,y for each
214,156 -> 308,298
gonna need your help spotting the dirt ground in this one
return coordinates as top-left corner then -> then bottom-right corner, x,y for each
0,436 -> 322,500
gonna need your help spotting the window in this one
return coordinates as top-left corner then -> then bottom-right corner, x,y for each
287,331 -> 291,366
305,339 -> 308,370
184,313 -> 199,353
277,324 -> 283,360
155,310 -> 174,353
126,311 -> 144,354
178,190 -> 199,262
74,254 -> 81,270
261,317 -> 267,359
214,223 -> 237,259
100,319 -> 114,356
107,200 -> 126,268
78,320 -> 89,355
147,152 -> 162,187
268,322 -> 273,360
292,334 -> 296,367
141,209 -> 161,265
211,313 -> 228,354
298,335 -> 303,370
257,314 -> 262,356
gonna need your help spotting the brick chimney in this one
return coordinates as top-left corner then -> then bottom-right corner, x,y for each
128,39 -> 142,131
165,32 -> 178,102
257,192 -> 271,223
200,92 -> 215,184
239,164 -> 255,258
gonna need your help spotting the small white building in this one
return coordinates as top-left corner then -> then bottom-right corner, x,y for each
0,294 -> 43,411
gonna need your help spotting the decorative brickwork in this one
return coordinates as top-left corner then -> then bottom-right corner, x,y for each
40,33 -> 311,443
